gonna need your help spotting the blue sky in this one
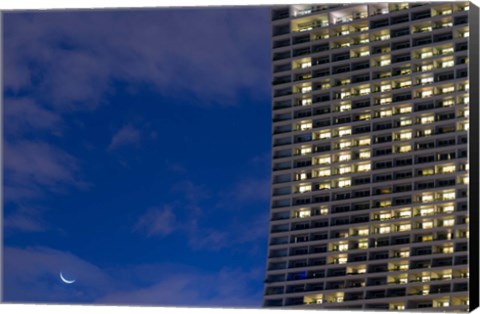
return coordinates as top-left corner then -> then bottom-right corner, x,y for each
3,7 -> 272,307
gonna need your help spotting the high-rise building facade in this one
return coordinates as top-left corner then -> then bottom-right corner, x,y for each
265,2 -> 478,311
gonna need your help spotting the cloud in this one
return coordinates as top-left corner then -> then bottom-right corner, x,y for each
108,125 -> 141,151
4,97 -> 62,136
134,206 -> 176,237
4,140 -> 86,201
3,246 -> 112,303
233,178 -> 270,203
4,206 -> 47,233
4,246 -> 264,307
4,8 -> 270,110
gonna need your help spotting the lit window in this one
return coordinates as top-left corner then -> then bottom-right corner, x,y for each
420,207 -> 434,216
421,168 -> 434,176
440,165 -> 456,173
301,62 -> 312,69
464,109 -> 470,117
317,168 -> 331,177
380,97 -> 392,105
442,191 -> 456,200
442,47 -> 454,54
339,104 -> 351,112
422,194 -> 434,202
399,145 -> 412,153
359,113 -> 371,120
359,151 -> 371,159
338,243 -> 348,251
423,129 -> 432,136
399,210 -> 411,218
338,153 -> 351,162
441,86 -> 454,94
319,131 -> 332,139
464,31 -> 470,37
358,229 -> 369,236
299,184 -> 312,193
380,59 -> 391,66
358,138 -> 371,146
421,64 -> 433,71
462,122 -> 469,131
358,239 -> 368,249
317,156 -> 331,165
380,200 -> 391,207
337,179 -> 351,188
443,219 -> 455,227
338,128 -> 351,137
442,205 -> 454,213
379,213 -> 391,220
360,51 -> 370,57
318,182 -> 331,190
421,52 -> 433,59
399,106 -> 412,114
398,223 -> 411,231
399,131 -> 412,140
421,275 -> 430,282
422,288 -> 429,295
302,98 -> 312,106
339,141 -> 352,149
297,209 -> 311,218
359,87 -> 371,95
399,81 -> 412,88
380,109 -> 393,117
300,122 -> 312,130
422,221 -> 433,229
441,60 -> 454,68
421,90 -> 433,98
421,115 -> 434,124
357,163 -> 371,172
421,77 -> 434,85
463,96 -> 469,104
338,256 -> 348,264
379,226 -> 391,234
339,166 -> 351,174
380,84 -> 392,92
320,207 -> 329,215
400,118 -> 412,126
340,91 -> 351,99
302,86 -> 312,93
300,147 -> 312,155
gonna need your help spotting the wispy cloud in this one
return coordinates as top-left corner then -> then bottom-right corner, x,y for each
4,140 -> 86,201
4,206 -> 47,233
4,245 -> 264,307
133,206 -> 176,238
107,125 -> 141,151
5,9 -> 270,110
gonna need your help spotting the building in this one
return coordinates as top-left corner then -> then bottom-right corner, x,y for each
265,2 -> 478,311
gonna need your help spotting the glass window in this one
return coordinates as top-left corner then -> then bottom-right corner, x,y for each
357,163 -> 371,172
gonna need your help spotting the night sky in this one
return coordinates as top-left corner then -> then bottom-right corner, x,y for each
3,7 -> 272,307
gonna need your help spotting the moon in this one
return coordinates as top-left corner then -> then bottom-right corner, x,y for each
60,272 -> 76,284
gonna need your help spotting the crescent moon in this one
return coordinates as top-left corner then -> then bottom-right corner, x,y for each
60,272 -> 76,284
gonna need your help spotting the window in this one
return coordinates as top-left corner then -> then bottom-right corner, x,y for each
443,219 -> 454,227
297,208 -> 311,218
320,207 -> 329,215
317,156 -> 331,165
422,194 -> 434,202
338,128 -> 352,137
421,77 -> 433,85
338,153 -> 351,162
338,179 -> 351,188
339,166 -> 352,174
301,62 -> 312,69
421,90 -> 433,98
339,141 -> 352,149
442,205 -> 454,213
358,138 -> 371,146
399,131 -> 412,140
338,243 -> 349,251
357,163 -> 371,172
420,207 -> 434,216
300,122 -> 312,130
422,221 -> 433,229
358,239 -> 368,249
380,97 -> 392,105
441,191 -> 455,200
399,106 -> 412,114
441,86 -> 454,94
379,226 -> 391,234
421,64 -> 433,71
380,59 -> 391,66
421,115 -> 434,124
381,84 -> 392,92
421,51 -> 433,59
399,145 -> 412,153
317,168 -> 331,177
300,147 -> 312,155
399,210 -> 411,218
398,223 -> 411,231
399,81 -> 412,88
299,184 -> 312,193
441,60 -> 454,68
359,87 -> 371,95
339,104 -> 351,112
302,86 -> 312,93
440,165 -> 455,173
359,150 -> 371,159
302,98 -> 312,106
400,118 -> 412,126
358,229 -> 369,236
380,109 -> 393,117
319,131 -> 332,139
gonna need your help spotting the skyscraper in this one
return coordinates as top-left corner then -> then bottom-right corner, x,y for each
265,2 -> 478,311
